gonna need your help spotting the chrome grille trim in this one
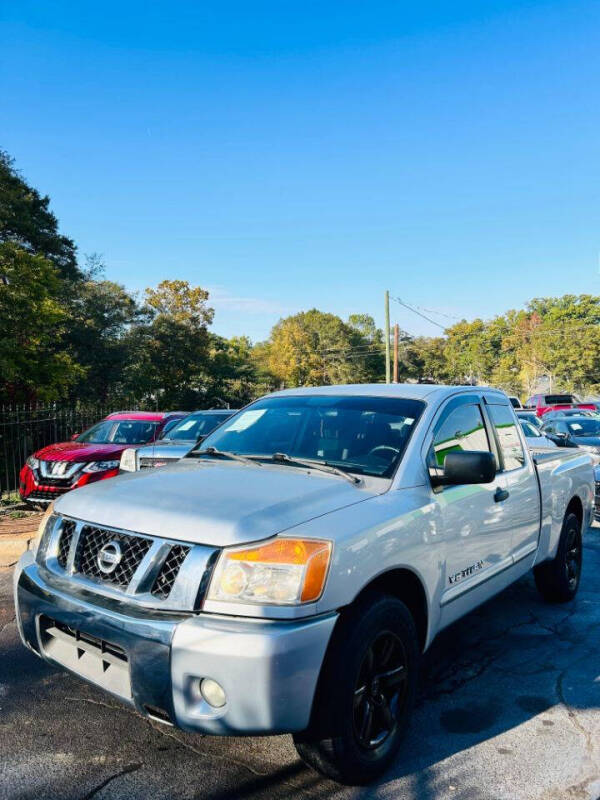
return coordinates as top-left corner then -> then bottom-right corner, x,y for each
42,516 -> 218,612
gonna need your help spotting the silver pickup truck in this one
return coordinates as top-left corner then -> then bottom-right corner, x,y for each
14,384 -> 594,784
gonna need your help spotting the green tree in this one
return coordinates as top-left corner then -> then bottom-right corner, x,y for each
0,151 -> 80,281
263,309 -> 379,387
123,280 -> 214,407
0,243 -> 83,402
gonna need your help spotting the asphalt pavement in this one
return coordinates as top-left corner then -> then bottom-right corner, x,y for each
1,528 -> 599,800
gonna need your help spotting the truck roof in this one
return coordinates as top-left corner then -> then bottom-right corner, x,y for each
269,383 -> 508,403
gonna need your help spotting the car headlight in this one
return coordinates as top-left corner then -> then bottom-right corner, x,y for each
119,448 -> 138,472
30,502 -> 57,559
207,538 -> 332,606
26,455 -> 39,470
82,460 -> 120,473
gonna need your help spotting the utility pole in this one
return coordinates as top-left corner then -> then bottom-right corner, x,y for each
384,290 -> 391,384
393,324 -> 399,383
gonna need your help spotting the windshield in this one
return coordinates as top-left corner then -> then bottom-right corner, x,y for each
193,394 -> 425,478
520,421 -> 541,438
76,420 -> 159,445
164,412 -> 231,441
566,419 -> 600,437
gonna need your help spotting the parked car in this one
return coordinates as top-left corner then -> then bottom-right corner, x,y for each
15,385 -> 593,784
519,419 -> 557,451
525,393 -> 596,418
120,409 -> 236,472
19,411 -> 187,504
541,416 -> 600,462
515,409 -> 543,429
540,408 -> 599,422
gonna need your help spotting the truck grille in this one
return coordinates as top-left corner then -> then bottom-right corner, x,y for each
151,544 -> 190,598
57,520 -> 76,568
594,481 -> 600,518
75,526 -> 152,588
44,516 -> 218,612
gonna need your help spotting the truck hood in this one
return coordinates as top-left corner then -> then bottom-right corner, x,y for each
35,441 -> 133,462
54,459 -> 380,547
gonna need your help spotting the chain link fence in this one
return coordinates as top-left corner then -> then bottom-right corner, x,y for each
0,403 -> 148,503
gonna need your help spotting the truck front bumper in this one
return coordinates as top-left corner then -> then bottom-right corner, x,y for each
14,554 -> 337,735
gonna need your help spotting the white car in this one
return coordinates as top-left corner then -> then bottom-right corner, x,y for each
15,384 -> 593,784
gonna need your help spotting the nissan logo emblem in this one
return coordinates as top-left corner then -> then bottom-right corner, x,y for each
97,541 -> 123,574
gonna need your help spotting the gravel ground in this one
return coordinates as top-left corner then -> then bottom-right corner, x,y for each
1,528 -> 599,800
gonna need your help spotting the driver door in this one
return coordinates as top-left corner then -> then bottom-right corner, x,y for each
428,395 -> 513,607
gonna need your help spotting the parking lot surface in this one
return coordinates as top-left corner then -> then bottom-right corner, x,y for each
1,528 -> 599,800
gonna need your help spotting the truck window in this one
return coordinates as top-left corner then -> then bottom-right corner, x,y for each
429,403 -> 489,474
488,404 -> 525,470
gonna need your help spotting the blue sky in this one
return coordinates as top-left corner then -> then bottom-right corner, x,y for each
2,1 -> 600,342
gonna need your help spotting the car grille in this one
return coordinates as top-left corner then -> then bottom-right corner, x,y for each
151,544 -> 191,599
57,520 -> 76,568
75,526 -> 152,588
27,488 -> 66,501
594,482 -> 600,518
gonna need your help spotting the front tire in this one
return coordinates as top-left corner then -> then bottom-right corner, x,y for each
534,511 -> 583,603
293,592 -> 419,785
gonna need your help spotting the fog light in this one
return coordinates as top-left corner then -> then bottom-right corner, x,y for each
200,678 -> 226,708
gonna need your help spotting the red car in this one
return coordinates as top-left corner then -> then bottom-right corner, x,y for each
19,411 -> 187,505
525,393 -> 596,418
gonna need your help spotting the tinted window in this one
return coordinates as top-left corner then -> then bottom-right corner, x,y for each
194,395 -> 425,478
429,403 -> 489,472
488,404 -> 525,470
520,420 -> 540,438
544,394 -> 575,405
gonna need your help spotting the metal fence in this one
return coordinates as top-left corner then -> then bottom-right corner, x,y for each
0,403 -> 147,502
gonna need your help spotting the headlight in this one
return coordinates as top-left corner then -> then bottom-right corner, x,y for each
30,502 -> 56,559
82,460 -> 120,473
119,448 -> 138,472
26,455 -> 39,470
207,538 -> 332,606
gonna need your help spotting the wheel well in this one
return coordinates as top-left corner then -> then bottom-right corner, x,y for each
351,569 -> 428,651
566,495 -> 583,527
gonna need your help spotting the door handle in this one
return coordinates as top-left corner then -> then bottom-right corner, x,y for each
494,487 -> 509,503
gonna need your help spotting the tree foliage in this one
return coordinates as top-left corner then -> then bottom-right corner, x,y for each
2,148 -> 600,409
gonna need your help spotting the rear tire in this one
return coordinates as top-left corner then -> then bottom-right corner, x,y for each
534,511 -> 583,603
293,592 -> 419,785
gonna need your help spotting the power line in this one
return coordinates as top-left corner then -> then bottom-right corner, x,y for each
392,297 -> 447,330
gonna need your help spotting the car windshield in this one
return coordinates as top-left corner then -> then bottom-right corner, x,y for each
520,421 -> 541,438
76,420 -> 159,445
164,412 -> 231,441
566,419 -> 600,437
192,394 -> 425,478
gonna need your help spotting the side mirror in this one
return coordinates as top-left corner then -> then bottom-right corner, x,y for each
70,433 -> 79,441
432,451 -> 496,487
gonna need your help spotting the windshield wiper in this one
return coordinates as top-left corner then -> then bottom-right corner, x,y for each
191,446 -> 261,467
268,452 -> 361,485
